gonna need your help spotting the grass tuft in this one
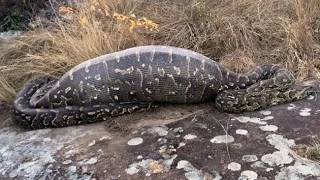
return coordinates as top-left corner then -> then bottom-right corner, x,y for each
0,73 -> 16,105
294,142 -> 320,162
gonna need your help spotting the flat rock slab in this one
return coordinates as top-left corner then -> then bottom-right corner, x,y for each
0,94 -> 320,179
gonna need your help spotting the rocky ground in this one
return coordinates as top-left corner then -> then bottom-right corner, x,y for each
1,90 -> 320,179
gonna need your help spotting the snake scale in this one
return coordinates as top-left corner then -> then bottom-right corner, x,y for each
12,46 -> 314,129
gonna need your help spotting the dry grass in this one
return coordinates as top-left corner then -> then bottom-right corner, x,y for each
294,142 -> 320,162
0,0 -> 320,106
0,73 -> 16,105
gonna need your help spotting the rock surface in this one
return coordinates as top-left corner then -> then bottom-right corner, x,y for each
0,92 -> 320,179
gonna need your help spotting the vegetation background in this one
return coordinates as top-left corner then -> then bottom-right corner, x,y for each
0,0 -> 319,106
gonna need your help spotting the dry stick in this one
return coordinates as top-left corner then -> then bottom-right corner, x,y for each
48,0 -> 61,22
127,109 -> 205,130
212,115 -> 232,163
191,114 -> 197,122
167,109 -> 203,123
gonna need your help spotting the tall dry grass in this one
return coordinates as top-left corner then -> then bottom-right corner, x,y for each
0,0 -> 319,106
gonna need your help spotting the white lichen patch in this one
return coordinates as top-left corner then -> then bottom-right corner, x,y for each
126,155 -> 177,175
62,159 -> 72,165
261,133 -> 320,178
177,160 -> 193,171
302,108 -> 312,112
0,30 -> 22,41
251,161 -> 266,168
131,130 -> 139,134
81,166 -> 88,174
83,157 -> 98,165
260,125 -> 278,132
147,127 -> 168,136
127,137 -> 143,146
287,104 -> 296,110
260,134 -> 296,167
236,129 -> 248,135
232,116 -> 273,125
307,95 -> 314,100
64,149 -> 78,159
259,110 -> 272,116
261,151 -> 293,166
173,127 -> 183,133
275,161 -> 320,180
238,170 -> 258,180
242,155 -> 258,162
158,145 -> 168,154
178,142 -> 186,148
266,134 -> 295,152
210,135 -> 234,144
126,159 -> 155,175
227,162 -> 241,171
184,134 -> 197,140
88,140 -> 96,146
185,170 -> 205,180
261,129 -> 320,179
162,154 -> 177,172
299,108 -> 312,117
68,165 -> 77,173
0,126 -> 98,179
176,160 -> 219,180
262,116 -> 274,120
266,168 -> 273,172
263,134 -> 320,179
157,138 -> 167,144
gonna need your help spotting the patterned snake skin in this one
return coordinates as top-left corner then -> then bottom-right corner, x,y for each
12,46 -> 314,129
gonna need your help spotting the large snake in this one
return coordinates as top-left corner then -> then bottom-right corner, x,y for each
12,46 -> 314,129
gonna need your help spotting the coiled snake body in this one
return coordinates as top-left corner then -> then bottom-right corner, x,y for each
12,46 -> 314,129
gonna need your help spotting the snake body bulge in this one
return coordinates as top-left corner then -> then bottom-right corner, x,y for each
12,46 -> 313,129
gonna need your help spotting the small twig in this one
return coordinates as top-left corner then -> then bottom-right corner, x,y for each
175,110 -> 203,121
212,115 -> 232,163
191,114 -> 197,122
225,116 -> 231,163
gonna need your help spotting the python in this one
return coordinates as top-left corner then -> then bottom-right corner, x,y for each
12,46 -> 314,129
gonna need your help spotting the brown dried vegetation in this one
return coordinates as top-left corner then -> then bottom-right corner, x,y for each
0,0 -> 319,105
